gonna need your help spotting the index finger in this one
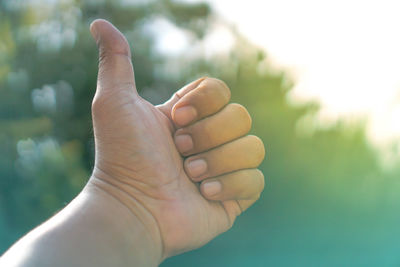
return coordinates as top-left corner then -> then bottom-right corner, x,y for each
171,77 -> 231,127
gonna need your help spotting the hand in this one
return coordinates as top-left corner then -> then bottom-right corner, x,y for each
0,19 -> 266,267
88,19 -> 265,261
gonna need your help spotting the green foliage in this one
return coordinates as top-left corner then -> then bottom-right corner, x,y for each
1,0 -> 399,266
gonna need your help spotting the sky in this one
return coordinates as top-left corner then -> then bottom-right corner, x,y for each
175,0 -> 400,146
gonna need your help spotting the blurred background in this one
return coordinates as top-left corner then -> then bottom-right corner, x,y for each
1,0 -> 400,266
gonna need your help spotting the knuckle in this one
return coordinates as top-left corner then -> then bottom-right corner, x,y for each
212,78 -> 231,101
247,135 -> 266,165
228,103 -> 252,131
198,76 -> 212,90
91,90 -> 115,113
91,94 -> 106,116
200,76 -> 211,81
254,169 -> 265,192
199,77 -> 231,110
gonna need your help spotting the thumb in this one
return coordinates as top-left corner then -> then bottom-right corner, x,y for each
90,19 -> 137,96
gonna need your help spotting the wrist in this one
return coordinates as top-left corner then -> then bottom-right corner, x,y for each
84,175 -> 164,266
1,175 -> 163,267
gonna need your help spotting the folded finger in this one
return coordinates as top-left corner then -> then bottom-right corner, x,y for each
200,169 -> 265,201
174,103 -> 252,156
171,77 -> 231,127
184,135 -> 265,181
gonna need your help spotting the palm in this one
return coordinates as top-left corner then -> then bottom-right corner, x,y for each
93,88 -> 235,255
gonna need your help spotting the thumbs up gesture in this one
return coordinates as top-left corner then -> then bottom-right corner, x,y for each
89,19 -> 265,260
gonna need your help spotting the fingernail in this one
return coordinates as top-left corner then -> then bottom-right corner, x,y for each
174,106 -> 197,126
187,159 -> 207,178
203,181 -> 221,197
174,134 -> 193,153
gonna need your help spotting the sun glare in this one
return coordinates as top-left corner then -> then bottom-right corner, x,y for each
195,0 -> 400,145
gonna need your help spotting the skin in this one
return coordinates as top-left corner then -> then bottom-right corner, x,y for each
1,20 -> 265,266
